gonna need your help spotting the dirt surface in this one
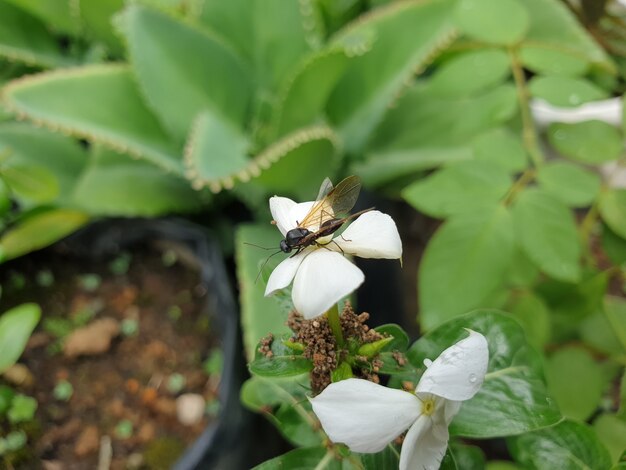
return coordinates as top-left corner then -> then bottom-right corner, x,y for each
0,243 -> 221,469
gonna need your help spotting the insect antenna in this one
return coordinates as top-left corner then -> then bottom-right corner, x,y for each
244,242 -> 276,250
255,250 -> 283,284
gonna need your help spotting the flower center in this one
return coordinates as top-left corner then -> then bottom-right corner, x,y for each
421,397 -> 436,416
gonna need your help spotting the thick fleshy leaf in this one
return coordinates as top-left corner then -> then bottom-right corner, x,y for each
419,205 -> 515,330
311,378 -> 421,453
264,252 -> 307,296
249,335 -> 313,378
119,5 -> 251,141
241,375 -> 322,447
4,0 -> 78,35
0,209 -> 89,261
508,420 -> 612,470
531,97 -> 622,128
0,303 -> 41,373
77,0 -> 125,54
408,310 -> 562,437
537,162 -> 601,207
547,120 -> 623,164
292,250 -> 364,319
236,224 -> 291,360
327,0 -> 457,153
400,415 -> 447,470
599,190 -> 626,239
332,211 -> 402,259
529,76 -> 609,108
453,0 -> 529,46
196,0 -> 253,60
512,189 -> 581,282
417,330 -> 488,401
3,65 -> 182,174
545,347 -> 606,421
403,161 -> 512,218
2,164 -> 58,203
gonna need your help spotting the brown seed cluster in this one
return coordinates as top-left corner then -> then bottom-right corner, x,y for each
287,302 -> 387,394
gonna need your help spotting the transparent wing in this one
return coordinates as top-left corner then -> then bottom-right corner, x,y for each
316,177 -> 334,201
299,176 -> 361,229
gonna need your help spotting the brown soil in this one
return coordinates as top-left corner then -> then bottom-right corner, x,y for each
0,243 -> 220,470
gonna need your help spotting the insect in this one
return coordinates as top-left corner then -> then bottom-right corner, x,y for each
278,175 -> 372,256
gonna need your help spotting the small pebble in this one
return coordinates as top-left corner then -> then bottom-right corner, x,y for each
74,426 -> 99,457
176,394 -> 205,426
2,364 -> 34,387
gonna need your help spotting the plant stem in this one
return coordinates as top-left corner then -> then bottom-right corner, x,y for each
503,168 -> 535,206
325,303 -> 344,348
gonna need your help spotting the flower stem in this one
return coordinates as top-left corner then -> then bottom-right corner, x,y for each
325,303 -> 344,348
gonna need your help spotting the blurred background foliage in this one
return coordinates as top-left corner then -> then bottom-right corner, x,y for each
1,0 -> 626,465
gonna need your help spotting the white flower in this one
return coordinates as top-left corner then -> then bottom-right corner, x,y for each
310,330 -> 489,470
264,196 -> 402,319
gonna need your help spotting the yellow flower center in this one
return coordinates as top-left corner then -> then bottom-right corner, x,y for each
421,397 -> 436,416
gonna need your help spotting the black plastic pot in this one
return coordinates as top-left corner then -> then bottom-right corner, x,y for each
61,218 -> 248,469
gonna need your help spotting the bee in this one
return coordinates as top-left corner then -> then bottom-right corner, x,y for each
278,175 -> 372,256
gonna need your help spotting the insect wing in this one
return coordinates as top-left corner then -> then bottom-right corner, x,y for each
298,176 -> 361,229
316,177 -> 334,201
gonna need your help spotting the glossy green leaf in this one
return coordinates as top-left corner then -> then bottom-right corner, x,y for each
249,335 -> 313,378
253,447 -> 340,470
529,76 -> 609,108
486,462 -> 522,470
0,209 -> 89,261
449,442 -> 486,470
512,189 -> 581,282
506,291 -> 551,349
73,147 -> 201,216
519,46 -> 588,77
548,121 -> 622,164
0,123 -> 86,203
327,0 -> 457,153
3,65 -> 182,174
429,49 -> 511,98
2,164 -> 58,203
508,420 -> 612,470
183,110 -> 249,193
546,347 -> 606,421
236,224 -> 290,361
0,303 -> 40,373
454,0 -> 529,46
403,161 -> 511,218
119,5 -> 251,141
537,162 -> 601,207
599,190 -> 626,239
419,205 -> 515,330
241,375 -> 322,447
0,1 -> 70,67
359,446 -> 400,470
408,310 -> 562,437
470,128 -> 527,173
374,324 -> 409,351
602,224 -> 626,265
594,414 -> 626,463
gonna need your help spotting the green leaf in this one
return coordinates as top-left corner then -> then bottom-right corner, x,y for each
2,164 -> 58,203
374,324 -> 409,351
506,291 -> 551,349
454,0 -> 529,46
519,46 -> 588,77
327,0 -> 457,153
249,335 -> 313,378
0,1 -> 71,68
0,303 -> 40,373
548,121 -> 622,164
359,446 -> 400,470
3,65 -> 182,174
402,161 -> 512,218
0,209 -> 89,261
408,310 -> 562,437
196,0 -> 253,61
599,190 -> 626,239
470,128 -> 527,173
486,462 -> 522,470
602,224 -> 626,265
183,110 -> 249,193
73,147 -> 201,216
594,414 -> 626,463
529,76 -> 609,108
0,179 -> 10,216
7,394 -> 37,424
236,224 -> 290,361
580,297 -> 626,356
428,49 -> 511,98
537,162 -> 601,207
119,5 -> 251,142
3,0 -> 78,35
241,375 -> 322,447
0,122 -> 87,203
512,189 -> 581,282
77,0 -> 125,55
419,205 -> 515,330
545,347 -> 606,421
253,447 -> 340,470
508,420 -> 612,470
449,442 -> 486,470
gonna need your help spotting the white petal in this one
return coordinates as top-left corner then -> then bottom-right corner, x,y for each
264,252 -> 307,296
310,378 -> 421,453
417,330 -> 489,401
269,197 -> 297,236
399,415 -> 449,470
290,201 -> 316,229
333,211 -> 402,259
292,250 -> 364,319
444,400 -> 462,426
530,97 -> 622,128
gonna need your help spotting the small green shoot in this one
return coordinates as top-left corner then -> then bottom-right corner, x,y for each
53,380 -> 73,401
109,252 -> 132,275
166,373 -> 186,394
36,269 -> 54,287
121,318 -> 139,337
203,349 -> 223,377
162,249 -> 178,267
78,273 -> 101,292
7,394 -> 37,424
167,305 -> 182,321
114,419 -> 134,439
